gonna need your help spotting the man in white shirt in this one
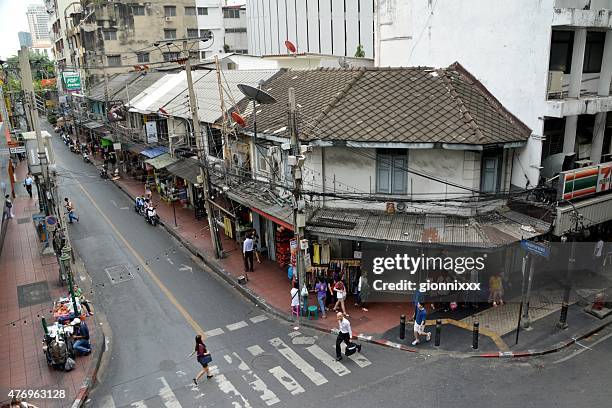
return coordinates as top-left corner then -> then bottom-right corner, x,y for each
335,312 -> 361,361
243,233 -> 254,272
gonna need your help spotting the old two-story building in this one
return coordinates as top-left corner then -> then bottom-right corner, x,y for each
218,65 -> 554,292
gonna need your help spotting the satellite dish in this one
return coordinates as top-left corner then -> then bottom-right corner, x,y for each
231,111 -> 246,127
285,40 -> 297,53
237,84 -> 277,104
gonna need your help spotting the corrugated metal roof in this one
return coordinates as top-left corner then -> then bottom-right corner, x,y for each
144,153 -> 178,169
306,208 -> 550,248
162,69 -> 280,123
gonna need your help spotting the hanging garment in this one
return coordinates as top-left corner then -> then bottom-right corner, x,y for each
320,243 -> 331,264
313,243 -> 321,265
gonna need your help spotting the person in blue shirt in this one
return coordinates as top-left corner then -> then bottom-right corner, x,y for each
71,318 -> 91,355
412,302 -> 431,346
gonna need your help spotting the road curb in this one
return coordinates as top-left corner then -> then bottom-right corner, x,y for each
109,178 -> 612,359
68,243 -> 107,408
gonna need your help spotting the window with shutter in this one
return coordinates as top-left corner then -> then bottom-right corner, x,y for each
376,149 -> 407,194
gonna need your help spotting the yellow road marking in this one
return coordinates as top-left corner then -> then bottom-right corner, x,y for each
73,179 -> 206,337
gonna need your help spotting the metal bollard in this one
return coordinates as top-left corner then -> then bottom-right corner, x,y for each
399,315 -> 406,340
472,321 -> 479,349
435,319 -> 442,346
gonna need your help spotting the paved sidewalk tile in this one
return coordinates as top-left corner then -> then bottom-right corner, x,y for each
0,162 -> 97,408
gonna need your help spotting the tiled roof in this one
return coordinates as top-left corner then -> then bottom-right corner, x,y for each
229,63 -> 531,145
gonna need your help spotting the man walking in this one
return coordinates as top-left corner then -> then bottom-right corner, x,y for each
335,312 -> 361,361
412,302 -> 431,346
24,174 -> 34,199
243,233 -> 254,272
64,197 -> 79,223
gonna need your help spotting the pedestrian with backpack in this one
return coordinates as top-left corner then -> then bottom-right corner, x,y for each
189,334 -> 213,385
335,312 -> 361,361
4,194 -> 14,219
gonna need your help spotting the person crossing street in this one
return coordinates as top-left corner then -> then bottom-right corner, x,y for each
335,312 -> 361,361
64,197 -> 79,223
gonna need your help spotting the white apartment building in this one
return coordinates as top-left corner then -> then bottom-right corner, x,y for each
45,0 -> 72,69
196,1 -> 248,59
27,4 -> 51,48
375,0 -> 612,192
245,0 -> 374,58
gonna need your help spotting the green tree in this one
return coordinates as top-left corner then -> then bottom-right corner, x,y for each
354,44 -> 365,58
2,51 -> 55,93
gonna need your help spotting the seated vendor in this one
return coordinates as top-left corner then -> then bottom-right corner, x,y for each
71,318 -> 91,355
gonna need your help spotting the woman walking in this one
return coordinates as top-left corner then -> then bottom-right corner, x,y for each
333,278 -> 348,316
189,334 -> 213,385
315,276 -> 328,318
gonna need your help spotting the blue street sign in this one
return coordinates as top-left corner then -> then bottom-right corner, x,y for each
520,240 -> 550,258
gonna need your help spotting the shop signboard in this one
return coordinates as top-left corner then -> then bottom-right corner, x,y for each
145,122 -> 158,144
62,72 -> 81,91
558,162 -> 612,200
9,146 -> 26,154
290,239 -> 298,267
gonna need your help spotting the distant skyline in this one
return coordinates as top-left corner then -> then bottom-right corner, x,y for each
0,0 -> 43,60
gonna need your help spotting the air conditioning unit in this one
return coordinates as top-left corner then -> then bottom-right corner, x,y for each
165,16 -> 172,22
547,71 -> 564,96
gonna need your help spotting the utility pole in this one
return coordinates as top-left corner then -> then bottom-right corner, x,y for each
19,46 -> 51,215
184,40 -> 222,259
558,209 -> 580,329
288,87 -> 306,317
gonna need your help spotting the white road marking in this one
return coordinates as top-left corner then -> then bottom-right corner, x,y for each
232,352 -> 280,406
98,395 -> 116,408
268,366 -> 305,396
288,331 -> 301,338
110,200 -> 117,207
179,264 -> 193,273
340,343 -> 372,368
554,331 -> 612,364
247,345 -> 265,356
120,207 -> 129,210
269,337 -> 328,386
158,376 -> 182,408
227,321 -> 249,331
250,315 -> 268,324
166,257 -> 174,265
130,401 -> 147,408
205,328 -> 224,337
213,373 -> 252,408
306,344 -> 351,376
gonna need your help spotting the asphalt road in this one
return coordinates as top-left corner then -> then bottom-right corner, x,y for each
48,122 -> 611,408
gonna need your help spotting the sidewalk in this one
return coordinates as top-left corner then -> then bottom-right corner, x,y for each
109,169 -> 612,355
0,162 -> 101,408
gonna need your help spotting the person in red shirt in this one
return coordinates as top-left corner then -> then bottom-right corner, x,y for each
188,334 -> 214,385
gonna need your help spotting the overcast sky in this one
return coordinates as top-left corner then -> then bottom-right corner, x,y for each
0,0 -> 43,60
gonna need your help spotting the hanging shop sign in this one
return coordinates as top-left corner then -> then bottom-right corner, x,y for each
145,121 -> 158,144
290,239 -> 298,267
558,162 -> 612,200
62,72 -> 81,91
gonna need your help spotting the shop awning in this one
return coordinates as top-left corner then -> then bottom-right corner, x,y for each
166,158 -> 201,184
100,137 -> 114,147
83,121 -> 104,130
144,153 -> 179,169
306,208 -> 551,248
127,144 -> 147,154
140,146 -> 168,158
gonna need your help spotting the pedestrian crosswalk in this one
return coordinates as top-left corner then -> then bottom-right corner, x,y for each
100,331 -> 371,408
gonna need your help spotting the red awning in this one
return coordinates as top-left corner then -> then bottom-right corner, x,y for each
251,207 -> 293,231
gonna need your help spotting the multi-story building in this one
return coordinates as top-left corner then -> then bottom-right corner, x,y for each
45,0 -> 75,90
18,32 -> 33,48
78,0 -> 199,87
375,0 -> 612,235
26,4 -> 51,48
245,0 -> 374,58
194,1 -> 247,59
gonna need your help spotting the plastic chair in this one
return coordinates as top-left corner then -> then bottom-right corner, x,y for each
307,305 -> 319,320
291,305 -> 299,316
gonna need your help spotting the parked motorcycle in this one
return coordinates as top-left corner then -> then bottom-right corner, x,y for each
134,197 -> 145,214
70,144 -> 79,153
82,152 -> 91,163
145,207 -> 160,226
99,164 -> 109,179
